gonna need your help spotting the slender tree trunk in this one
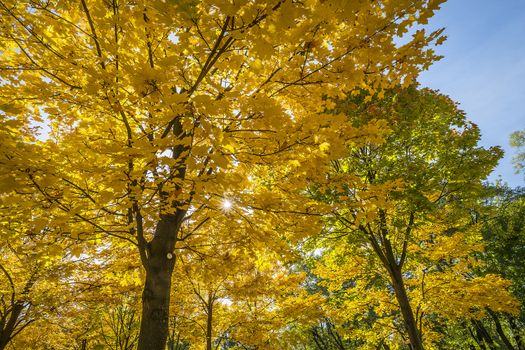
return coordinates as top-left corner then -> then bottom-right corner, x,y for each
374,210 -> 422,350
472,327 -> 487,350
487,309 -> 515,350
471,319 -> 495,349
327,321 -> 346,350
390,267 -> 424,350
507,315 -> 524,350
463,321 -> 485,350
206,295 -> 213,350
137,215 -> 179,350
312,328 -> 328,350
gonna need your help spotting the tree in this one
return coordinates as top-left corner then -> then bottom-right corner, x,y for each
480,186 -> 525,349
0,1 -> 446,348
311,87 -> 517,349
98,296 -> 140,350
422,186 -> 525,350
168,219 -> 322,349
0,122 -> 70,349
0,192 -> 91,350
0,116 -> 143,349
510,130 -> 525,174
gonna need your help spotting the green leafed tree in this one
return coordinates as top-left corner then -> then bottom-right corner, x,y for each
310,86 -> 517,350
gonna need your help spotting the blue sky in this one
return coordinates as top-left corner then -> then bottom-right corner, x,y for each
417,0 -> 525,188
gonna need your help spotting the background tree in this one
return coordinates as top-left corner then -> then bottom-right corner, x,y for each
510,130 -> 525,173
165,217 -> 322,350
97,295 -> 140,350
0,194 -> 94,350
478,186 -> 525,349
310,87 -> 517,349
422,185 -> 525,350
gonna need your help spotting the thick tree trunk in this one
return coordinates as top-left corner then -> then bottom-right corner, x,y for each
137,215 -> 179,350
390,267 -> 424,350
138,267 -> 172,350
136,114 -> 189,350
0,333 -> 10,350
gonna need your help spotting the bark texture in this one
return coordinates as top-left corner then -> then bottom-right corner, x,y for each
389,267 -> 424,350
137,215 -> 180,350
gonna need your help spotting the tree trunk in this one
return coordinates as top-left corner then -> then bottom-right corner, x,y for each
206,295 -> 213,350
471,319 -> 495,349
390,267 -> 424,350
463,321 -> 486,350
487,309 -> 515,350
0,333 -> 10,350
137,215 -> 179,350
507,315 -> 524,350
138,268 -> 172,350
312,328 -> 328,350
374,210 -> 422,350
0,303 -> 25,350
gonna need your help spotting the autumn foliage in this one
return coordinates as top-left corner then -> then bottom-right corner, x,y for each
0,1 -> 523,349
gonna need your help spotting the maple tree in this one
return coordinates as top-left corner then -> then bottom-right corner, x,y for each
309,87 -> 517,349
0,193 -> 86,350
165,216 -> 321,350
0,0 -> 448,348
0,120 -> 65,349
407,186 -> 525,350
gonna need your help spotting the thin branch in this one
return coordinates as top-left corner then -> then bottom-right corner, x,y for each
80,0 -> 106,69
399,212 -> 414,268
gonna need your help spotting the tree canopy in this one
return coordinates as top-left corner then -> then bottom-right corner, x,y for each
0,1 -> 522,349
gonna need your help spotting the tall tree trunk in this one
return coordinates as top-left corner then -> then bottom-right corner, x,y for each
138,267 -> 172,350
374,210 -> 422,350
137,215 -> 179,350
487,309 -> 515,350
507,315 -> 524,350
136,110 -> 189,350
471,319 -> 495,349
463,321 -> 486,350
206,294 -> 213,350
390,267 -> 424,350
